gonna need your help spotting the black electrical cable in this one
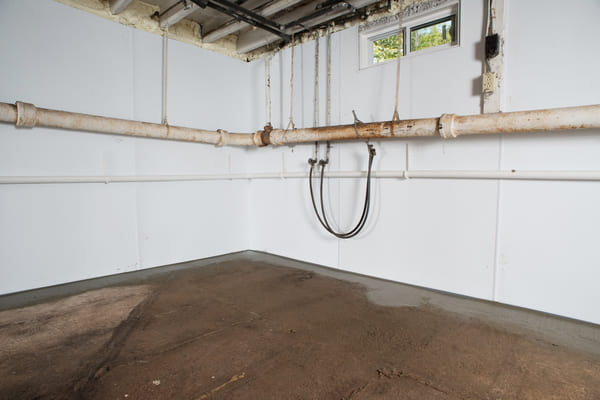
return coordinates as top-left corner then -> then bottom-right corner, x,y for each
308,143 -> 376,239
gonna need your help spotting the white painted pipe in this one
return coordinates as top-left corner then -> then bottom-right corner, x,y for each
4,170 -> 600,184
1,101 -> 599,147
109,0 -> 133,14
0,102 -> 260,146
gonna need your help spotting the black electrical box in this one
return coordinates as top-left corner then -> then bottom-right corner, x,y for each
485,33 -> 500,59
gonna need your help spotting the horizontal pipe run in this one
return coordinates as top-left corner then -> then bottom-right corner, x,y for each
202,0 -> 305,43
0,102 -> 259,146
1,101 -> 599,146
265,104 -> 600,144
4,170 -> 600,184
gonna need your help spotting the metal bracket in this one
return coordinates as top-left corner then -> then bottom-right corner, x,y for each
352,110 -> 364,139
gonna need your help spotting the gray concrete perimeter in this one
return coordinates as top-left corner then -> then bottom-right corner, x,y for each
1,250 -> 599,357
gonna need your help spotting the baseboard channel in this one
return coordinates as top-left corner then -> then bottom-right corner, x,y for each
1,250 -> 599,358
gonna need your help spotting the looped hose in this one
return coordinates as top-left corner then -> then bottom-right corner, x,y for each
308,144 -> 376,239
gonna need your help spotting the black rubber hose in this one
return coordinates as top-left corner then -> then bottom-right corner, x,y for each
308,144 -> 375,239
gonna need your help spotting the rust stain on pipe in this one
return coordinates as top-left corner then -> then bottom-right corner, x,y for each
267,118 -> 439,145
268,105 -> 600,145
1,102 -> 599,147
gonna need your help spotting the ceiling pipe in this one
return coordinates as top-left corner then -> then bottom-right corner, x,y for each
0,102 -> 260,146
160,0 -> 199,29
0,101 -> 598,147
109,0 -> 133,15
202,0 -> 305,43
236,0 -> 377,53
260,104 -> 600,145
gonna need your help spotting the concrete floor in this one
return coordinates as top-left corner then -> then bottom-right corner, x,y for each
1,253 -> 600,399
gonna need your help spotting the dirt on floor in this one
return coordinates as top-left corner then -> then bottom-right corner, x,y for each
1,260 -> 599,400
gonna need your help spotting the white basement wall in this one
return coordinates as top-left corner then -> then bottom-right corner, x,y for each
0,0 -> 252,294
246,0 -> 600,325
1,0 -> 599,326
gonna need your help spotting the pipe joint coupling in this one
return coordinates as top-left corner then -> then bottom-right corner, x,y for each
216,129 -> 230,147
253,124 -> 271,147
16,102 -> 38,128
439,113 -> 457,139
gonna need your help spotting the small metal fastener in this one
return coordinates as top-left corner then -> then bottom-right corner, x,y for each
352,109 -> 363,139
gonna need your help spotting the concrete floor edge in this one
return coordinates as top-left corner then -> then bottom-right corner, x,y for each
1,249 -> 599,358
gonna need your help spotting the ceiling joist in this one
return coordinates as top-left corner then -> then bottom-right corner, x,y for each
54,0 -> 413,60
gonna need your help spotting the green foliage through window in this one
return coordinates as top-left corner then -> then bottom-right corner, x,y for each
410,16 -> 454,52
372,32 -> 404,64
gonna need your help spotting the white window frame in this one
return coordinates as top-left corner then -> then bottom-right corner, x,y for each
359,0 -> 460,69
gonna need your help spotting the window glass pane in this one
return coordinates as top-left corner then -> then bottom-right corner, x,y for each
410,16 -> 454,52
372,31 -> 404,64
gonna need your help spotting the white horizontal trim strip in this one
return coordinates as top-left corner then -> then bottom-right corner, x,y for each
2,170 -> 600,184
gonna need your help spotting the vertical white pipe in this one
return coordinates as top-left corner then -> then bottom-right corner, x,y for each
314,37 -> 320,128
162,27 -> 169,125
326,31 -> 331,127
265,56 -> 272,126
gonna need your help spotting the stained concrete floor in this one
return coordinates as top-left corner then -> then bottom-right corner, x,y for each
1,256 -> 600,399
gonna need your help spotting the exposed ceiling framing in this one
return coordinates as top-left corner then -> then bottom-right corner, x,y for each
54,0 -> 424,61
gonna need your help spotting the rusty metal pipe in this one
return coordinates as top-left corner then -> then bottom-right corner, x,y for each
1,102 -> 599,147
0,102 -> 258,146
449,105 -> 600,137
265,118 -> 439,145
265,104 -> 600,144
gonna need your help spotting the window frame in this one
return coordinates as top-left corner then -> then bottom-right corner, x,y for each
370,28 -> 405,65
359,0 -> 460,69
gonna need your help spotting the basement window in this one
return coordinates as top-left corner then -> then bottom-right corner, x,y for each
372,30 -> 404,64
410,15 -> 456,52
359,0 -> 460,69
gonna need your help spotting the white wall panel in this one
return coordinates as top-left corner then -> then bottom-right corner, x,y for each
0,0 -> 251,294
0,0 -> 133,118
504,0 -> 600,111
0,184 -> 139,294
493,0 -> 600,324
247,179 -> 339,267
500,130 -> 600,171
496,181 -> 600,323
136,181 -> 247,268
339,179 -> 497,299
